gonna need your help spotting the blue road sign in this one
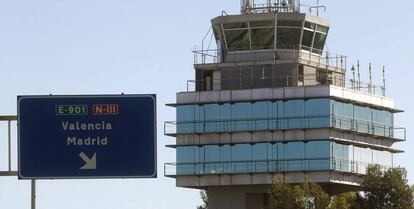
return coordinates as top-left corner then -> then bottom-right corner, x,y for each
18,95 -> 156,179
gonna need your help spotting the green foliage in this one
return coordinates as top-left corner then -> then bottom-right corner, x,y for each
268,178 -> 330,209
197,190 -> 208,209
329,193 -> 356,209
268,179 -> 305,209
354,165 -> 414,209
268,165 -> 413,209
303,181 -> 330,209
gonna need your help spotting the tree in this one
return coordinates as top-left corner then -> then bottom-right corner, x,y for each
268,179 -> 305,209
197,190 -> 208,209
353,165 -> 414,209
329,193 -> 357,209
303,181 -> 330,209
268,178 -> 330,209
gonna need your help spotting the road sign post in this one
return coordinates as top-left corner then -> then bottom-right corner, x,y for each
18,95 -> 157,179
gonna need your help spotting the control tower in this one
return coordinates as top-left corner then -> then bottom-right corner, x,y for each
165,1 -> 405,208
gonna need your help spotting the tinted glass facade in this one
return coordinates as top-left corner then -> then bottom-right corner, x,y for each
215,20 -> 328,52
175,141 -> 393,175
175,99 -> 394,137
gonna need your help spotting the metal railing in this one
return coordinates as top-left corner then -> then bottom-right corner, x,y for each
242,2 -> 299,14
164,115 -> 406,140
0,116 -> 18,177
164,158 -> 375,177
193,45 -> 347,71
185,73 -> 386,96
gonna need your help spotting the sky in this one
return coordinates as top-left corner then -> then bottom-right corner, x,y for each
0,0 -> 413,208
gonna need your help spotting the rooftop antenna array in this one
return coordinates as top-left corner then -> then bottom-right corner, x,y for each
357,60 -> 361,90
382,65 -> 386,96
241,0 -> 300,14
309,0 -> 326,16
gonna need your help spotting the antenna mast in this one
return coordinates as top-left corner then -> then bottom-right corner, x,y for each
241,0 -> 300,14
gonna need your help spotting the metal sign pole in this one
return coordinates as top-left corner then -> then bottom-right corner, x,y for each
1,116 -> 35,209
31,180 -> 36,209
8,120 -> 12,172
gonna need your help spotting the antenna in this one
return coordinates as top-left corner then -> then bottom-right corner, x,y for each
351,65 -> 356,90
357,60 -> 361,90
309,0 -> 326,16
369,62 -> 373,94
241,0 -> 300,14
382,65 -> 386,96
241,0 -> 253,14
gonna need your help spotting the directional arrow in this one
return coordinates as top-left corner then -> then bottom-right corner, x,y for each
79,152 -> 96,170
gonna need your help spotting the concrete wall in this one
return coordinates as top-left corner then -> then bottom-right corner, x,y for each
176,85 -> 398,111
176,171 -> 360,194
207,185 -> 268,209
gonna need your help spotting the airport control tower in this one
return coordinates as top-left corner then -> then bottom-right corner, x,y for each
165,1 -> 406,208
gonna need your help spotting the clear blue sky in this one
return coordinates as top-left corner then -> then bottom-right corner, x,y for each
0,0 -> 413,208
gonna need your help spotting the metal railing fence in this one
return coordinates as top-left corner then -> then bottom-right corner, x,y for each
164,157 -> 382,176
164,114 -> 405,140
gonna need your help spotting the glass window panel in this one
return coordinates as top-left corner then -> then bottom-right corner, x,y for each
277,27 -> 301,48
223,22 -> 248,29
213,24 -> 222,39
284,100 -> 304,129
225,29 -> 250,51
194,105 -> 205,133
334,102 -> 353,130
251,28 -> 274,50
204,104 -> 220,120
252,143 -> 269,172
313,32 -> 327,51
284,142 -> 305,159
304,22 -> 316,30
177,105 -> 194,121
233,144 -> 251,161
284,100 -> 304,117
252,102 -> 269,130
301,30 -> 314,48
176,105 -> 195,134
252,143 -> 268,160
205,104 -> 220,132
269,101 -> 282,130
316,25 -> 329,33
277,143 -> 285,171
204,145 -> 220,174
205,145 -> 220,162
177,146 -> 196,175
305,99 -> 330,116
220,145 -> 232,173
198,146 -> 205,162
306,141 -> 330,158
232,103 -> 252,131
233,144 -> 252,173
220,104 -> 232,132
333,143 -> 348,159
220,104 -> 232,120
355,147 -> 372,174
177,146 -> 195,163
372,150 -> 392,167
306,141 -> 331,170
305,99 -> 330,127
269,143 -> 277,172
332,143 -> 350,172
284,142 -> 305,171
